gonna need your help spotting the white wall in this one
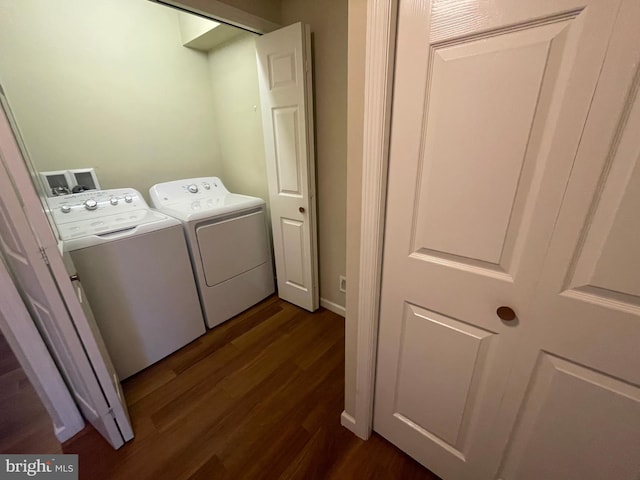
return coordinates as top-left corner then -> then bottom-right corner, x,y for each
207,33 -> 270,206
0,0 -> 221,200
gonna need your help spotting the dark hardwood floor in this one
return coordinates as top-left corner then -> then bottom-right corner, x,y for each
0,331 -> 61,454
64,296 -> 441,480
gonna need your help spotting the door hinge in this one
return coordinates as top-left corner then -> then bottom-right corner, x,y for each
39,246 -> 50,265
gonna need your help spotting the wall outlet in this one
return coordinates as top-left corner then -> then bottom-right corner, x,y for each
339,275 -> 347,293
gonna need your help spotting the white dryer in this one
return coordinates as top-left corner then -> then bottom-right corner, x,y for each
149,177 -> 275,329
48,188 -> 206,379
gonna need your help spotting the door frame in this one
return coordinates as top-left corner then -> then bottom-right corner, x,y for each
166,0 -> 396,441
0,0 -> 384,442
342,0 -> 398,440
150,0 -> 281,34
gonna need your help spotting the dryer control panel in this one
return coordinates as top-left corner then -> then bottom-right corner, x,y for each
149,177 -> 265,223
149,177 -> 230,205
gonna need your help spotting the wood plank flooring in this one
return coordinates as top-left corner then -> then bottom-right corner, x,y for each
63,296 -> 441,480
0,331 -> 61,454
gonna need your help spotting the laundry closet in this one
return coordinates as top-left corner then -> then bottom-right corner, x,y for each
0,0 -> 318,448
0,0 -> 269,209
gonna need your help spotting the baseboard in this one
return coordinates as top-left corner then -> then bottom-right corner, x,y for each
341,410 -> 357,432
320,298 -> 345,317
54,420 -> 84,443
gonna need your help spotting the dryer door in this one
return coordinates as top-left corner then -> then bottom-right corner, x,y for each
197,209 -> 270,287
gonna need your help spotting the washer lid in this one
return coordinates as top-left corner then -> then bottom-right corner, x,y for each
150,177 -> 265,222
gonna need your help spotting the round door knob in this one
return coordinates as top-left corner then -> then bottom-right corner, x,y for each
84,199 -> 98,211
299,207 -> 305,213
497,306 -> 517,321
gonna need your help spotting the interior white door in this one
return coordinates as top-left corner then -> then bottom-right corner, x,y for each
495,5 -> 640,477
0,96 -> 133,449
374,1 -> 627,479
256,22 -> 319,312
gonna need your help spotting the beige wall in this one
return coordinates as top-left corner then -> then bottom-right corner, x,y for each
0,0 -> 221,200
207,33 -> 270,206
344,0 -> 367,417
281,0 -> 348,310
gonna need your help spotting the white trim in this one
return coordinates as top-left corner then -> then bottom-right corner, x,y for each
340,410 -> 357,430
320,298 -> 345,317
350,0 -> 398,440
0,258 -> 84,443
152,0 -> 281,34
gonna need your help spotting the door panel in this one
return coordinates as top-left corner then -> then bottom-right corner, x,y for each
0,157 -> 124,448
414,20 -> 572,268
567,135 -> 640,304
499,47 -> 640,480
375,1 -> 624,479
272,107 -> 303,196
494,9 -> 640,476
256,22 -> 319,311
497,354 -> 640,480
394,305 -> 495,450
280,217 -> 306,289
26,294 -> 98,418
0,99 -> 133,449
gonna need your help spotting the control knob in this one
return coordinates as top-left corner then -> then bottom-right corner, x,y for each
203,182 -> 211,190
124,195 -> 133,203
188,184 -> 199,193
110,197 -> 119,205
84,199 -> 98,211
60,205 -> 71,214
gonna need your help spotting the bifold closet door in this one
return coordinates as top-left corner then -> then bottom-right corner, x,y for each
373,1 -> 636,479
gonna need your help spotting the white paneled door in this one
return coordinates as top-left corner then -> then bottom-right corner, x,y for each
0,92 -> 133,449
375,1 -> 640,479
256,23 -> 319,312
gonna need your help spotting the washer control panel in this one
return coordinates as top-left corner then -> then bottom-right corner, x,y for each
48,188 -> 148,226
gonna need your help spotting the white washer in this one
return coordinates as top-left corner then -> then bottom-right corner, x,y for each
48,188 -> 206,379
149,177 -> 275,329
